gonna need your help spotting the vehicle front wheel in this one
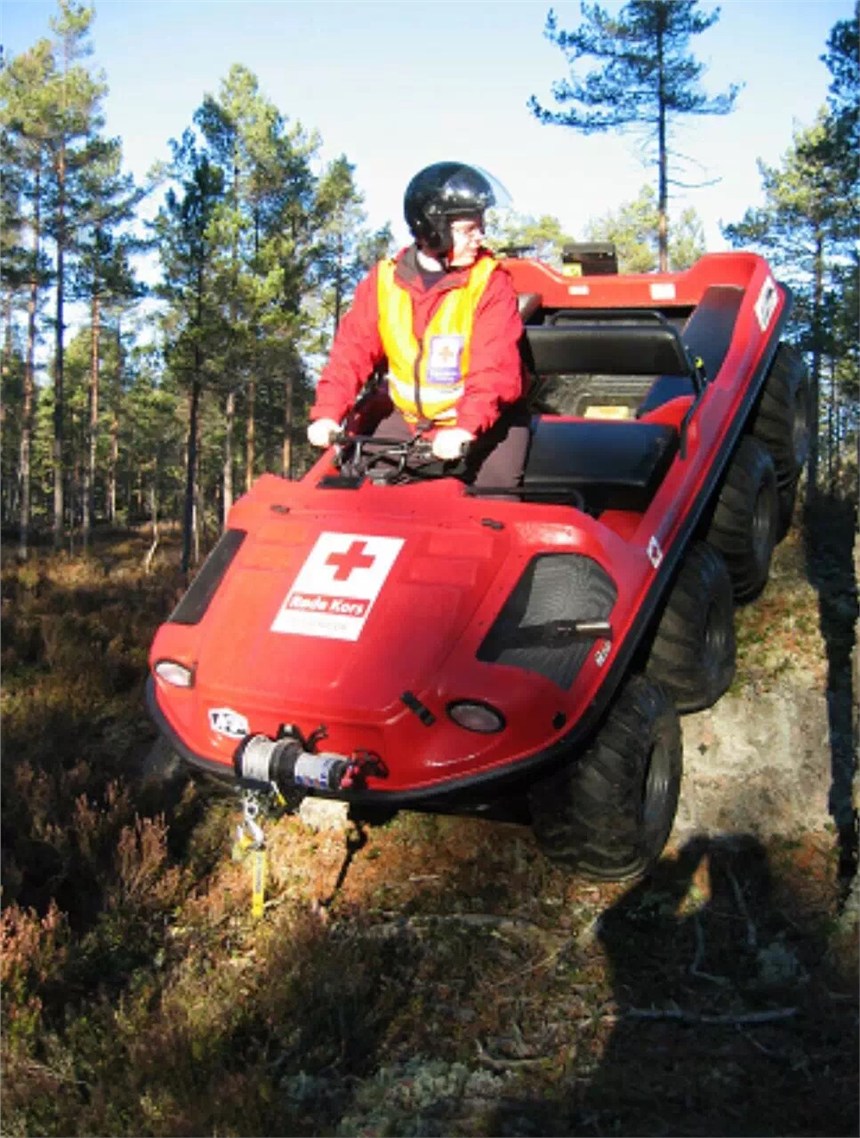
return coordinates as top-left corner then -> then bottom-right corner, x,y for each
529,675 -> 682,881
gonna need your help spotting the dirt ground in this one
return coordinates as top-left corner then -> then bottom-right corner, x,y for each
216,797 -> 856,1138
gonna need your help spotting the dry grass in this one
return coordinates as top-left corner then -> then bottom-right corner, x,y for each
1,522 -> 857,1137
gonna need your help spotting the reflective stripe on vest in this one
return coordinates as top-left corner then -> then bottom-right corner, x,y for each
377,256 -> 497,425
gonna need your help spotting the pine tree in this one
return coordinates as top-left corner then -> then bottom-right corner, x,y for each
485,211 -> 576,266
722,6 -> 858,496
192,65 -> 324,501
152,132 -> 227,573
40,0 -> 108,548
585,184 -> 705,272
71,137 -> 145,546
311,155 -> 392,341
529,0 -> 739,269
0,38 -> 56,555
194,64 -> 269,515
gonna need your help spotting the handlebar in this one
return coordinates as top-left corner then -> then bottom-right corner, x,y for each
332,431 -> 469,483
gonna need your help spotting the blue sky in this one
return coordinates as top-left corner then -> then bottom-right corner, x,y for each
2,0 -> 853,252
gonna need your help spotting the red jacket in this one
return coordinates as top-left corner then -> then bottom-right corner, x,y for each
310,246 -> 525,436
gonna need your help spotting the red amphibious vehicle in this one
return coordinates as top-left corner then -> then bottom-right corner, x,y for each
147,248 -> 809,880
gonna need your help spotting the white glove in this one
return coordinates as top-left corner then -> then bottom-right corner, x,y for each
307,417 -> 340,448
431,427 -> 474,462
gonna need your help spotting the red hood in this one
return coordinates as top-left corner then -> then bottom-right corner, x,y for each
193,517 -> 508,717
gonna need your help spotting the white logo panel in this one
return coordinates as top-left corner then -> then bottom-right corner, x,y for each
754,276 -> 778,332
209,707 -> 250,738
271,532 -> 404,641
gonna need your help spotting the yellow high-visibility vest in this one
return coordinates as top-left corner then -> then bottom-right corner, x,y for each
377,256 -> 497,425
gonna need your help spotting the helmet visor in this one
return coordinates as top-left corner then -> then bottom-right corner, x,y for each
436,165 -> 513,218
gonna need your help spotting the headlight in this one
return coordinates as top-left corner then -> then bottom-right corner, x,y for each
447,700 -> 506,733
154,659 -> 195,688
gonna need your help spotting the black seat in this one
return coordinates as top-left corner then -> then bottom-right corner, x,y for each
522,416 -> 680,513
524,316 -> 698,381
636,285 -> 744,415
681,285 -> 744,384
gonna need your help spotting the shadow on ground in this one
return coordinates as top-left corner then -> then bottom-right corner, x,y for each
482,834 -> 858,1137
803,493 -> 859,887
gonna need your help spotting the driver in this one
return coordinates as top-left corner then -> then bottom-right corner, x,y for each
306,162 -> 529,488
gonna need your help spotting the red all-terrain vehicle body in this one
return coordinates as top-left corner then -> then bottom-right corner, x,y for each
147,250 -> 809,879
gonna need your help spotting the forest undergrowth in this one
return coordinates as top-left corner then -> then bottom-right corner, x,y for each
1,516 -> 857,1138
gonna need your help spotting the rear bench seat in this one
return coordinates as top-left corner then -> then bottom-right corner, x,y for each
525,314 -> 697,381
521,313 -> 697,512
523,285 -> 744,417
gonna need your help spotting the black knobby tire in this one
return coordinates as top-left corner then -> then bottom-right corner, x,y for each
707,436 -> 779,604
529,675 -> 682,881
774,471 -> 801,542
646,542 -> 736,713
750,342 -> 810,538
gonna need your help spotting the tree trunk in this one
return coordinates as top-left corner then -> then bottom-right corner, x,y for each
181,377 -> 201,576
53,240 -> 65,549
83,291 -> 101,549
245,377 -> 256,492
18,175 -> 41,561
193,481 -> 201,566
656,12 -> 669,272
282,370 -> 294,478
108,321 -> 121,524
806,230 -> 824,498
223,387 -> 235,523
831,357 -> 840,489
334,228 -> 345,331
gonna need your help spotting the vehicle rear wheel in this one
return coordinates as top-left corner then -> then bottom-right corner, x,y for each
646,542 -> 736,713
707,436 -> 779,604
529,675 -> 682,881
750,342 -> 810,539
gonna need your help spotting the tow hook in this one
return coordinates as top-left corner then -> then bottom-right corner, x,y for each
236,789 -> 266,848
232,788 -> 274,919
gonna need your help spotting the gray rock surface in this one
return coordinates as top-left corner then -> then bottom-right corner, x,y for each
673,677 -> 833,839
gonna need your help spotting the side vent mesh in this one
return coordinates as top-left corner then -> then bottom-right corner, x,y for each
477,554 -> 617,689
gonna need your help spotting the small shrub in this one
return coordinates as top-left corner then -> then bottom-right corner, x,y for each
0,901 -> 69,1050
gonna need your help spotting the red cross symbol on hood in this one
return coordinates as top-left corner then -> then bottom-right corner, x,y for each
326,540 -> 375,581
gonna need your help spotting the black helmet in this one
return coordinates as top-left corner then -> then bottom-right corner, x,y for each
404,162 -> 502,258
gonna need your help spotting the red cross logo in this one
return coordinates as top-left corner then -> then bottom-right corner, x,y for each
326,540 -> 375,581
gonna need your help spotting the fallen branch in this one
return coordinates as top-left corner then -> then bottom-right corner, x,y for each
475,1039 -> 550,1071
143,489 -> 159,574
724,863 -> 758,949
143,528 -> 159,574
362,910 -> 560,944
624,1006 -> 797,1025
689,912 -> 732,986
